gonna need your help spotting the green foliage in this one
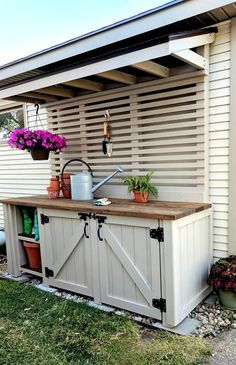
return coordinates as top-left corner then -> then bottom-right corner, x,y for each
123,171 -> 158,198
0,280 -> 211,365
0,109 -> 24,139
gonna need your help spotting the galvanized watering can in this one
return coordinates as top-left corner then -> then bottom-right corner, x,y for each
61,159 -> 123,200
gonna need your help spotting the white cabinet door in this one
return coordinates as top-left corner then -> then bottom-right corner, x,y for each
97,215 -> 162,320
40,209 -> 93,297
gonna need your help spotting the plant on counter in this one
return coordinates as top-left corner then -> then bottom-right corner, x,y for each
207,256 -> 236,310
8,128 -> 67,160
123,171 -> 158,203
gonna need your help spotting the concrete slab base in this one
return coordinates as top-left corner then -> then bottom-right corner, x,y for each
204,293 -> 219,305
35,283 -> 58,293
3,273 -> 33,282
88,301 -> 115,313
152,317 -> 200,335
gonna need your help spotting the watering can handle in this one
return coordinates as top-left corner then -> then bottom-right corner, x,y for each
61,159 -> 93,186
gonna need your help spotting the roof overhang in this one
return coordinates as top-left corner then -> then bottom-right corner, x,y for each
0,0 -> 234,103
0,29 -> 216,102
0,0 -> 232,81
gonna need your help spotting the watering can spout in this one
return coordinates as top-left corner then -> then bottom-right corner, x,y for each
91,165 -> 124,193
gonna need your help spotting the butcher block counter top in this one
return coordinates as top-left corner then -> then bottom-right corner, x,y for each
0,195 -> 211,220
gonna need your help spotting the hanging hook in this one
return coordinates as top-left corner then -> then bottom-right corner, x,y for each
34,103 -> 39,116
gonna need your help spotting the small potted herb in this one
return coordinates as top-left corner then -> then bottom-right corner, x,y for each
123,171 -> 158,203
207,256 -> 236,310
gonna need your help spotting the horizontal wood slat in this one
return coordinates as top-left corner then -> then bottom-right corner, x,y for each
48,74 -> 205,188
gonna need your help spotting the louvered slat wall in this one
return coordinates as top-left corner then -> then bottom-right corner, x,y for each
0,104 -> 51,227
48,72 -> 205,201
209,21 -> 231,259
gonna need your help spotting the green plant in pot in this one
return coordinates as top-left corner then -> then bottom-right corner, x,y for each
207,256 -> 236,310
123,171 -> 158,203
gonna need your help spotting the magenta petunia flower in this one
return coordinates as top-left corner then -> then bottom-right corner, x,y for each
8,128 -> 66,153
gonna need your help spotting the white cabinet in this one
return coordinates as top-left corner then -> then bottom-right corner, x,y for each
3,201 -> 213,327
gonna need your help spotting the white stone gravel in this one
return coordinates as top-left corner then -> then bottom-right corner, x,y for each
190,298 -> 236,337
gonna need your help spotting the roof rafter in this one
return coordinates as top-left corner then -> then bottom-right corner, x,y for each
132,60 -> 169,77
36,86 -> 75,98
63,79 -> 103,91
5,96 -> 45,104
97,70 -> 136,85
21,91 -> 60,102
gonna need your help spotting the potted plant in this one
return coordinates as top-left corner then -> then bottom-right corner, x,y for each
207,256 -> 236,310
123,171 -> 158,203
7,128 -> 67,160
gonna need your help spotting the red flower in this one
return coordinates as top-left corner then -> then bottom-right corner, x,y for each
208,256 -> 236,292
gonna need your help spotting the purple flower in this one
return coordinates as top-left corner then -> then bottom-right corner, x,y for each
8,128 -> 67,153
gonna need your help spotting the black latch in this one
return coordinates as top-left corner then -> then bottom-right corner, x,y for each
78,213 -> 92,221
40,214 -> 49,225
152,298 -> 166,312
95,215 -> 107,224
45,267 -> 54,278
150,227 -> 164,242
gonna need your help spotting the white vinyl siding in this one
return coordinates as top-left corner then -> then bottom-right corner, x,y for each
0,104 -> 51,227
209,21 -> 231,259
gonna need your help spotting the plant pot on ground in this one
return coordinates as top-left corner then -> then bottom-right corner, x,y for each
207,255 -> 236,310
123,171 -> 158,203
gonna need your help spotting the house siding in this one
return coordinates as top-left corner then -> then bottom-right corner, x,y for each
0,104 -> 51,227
209,21 -> 231,259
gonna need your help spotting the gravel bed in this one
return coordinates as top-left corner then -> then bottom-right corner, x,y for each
0,255 -> 7,276
190,298 -> 236,337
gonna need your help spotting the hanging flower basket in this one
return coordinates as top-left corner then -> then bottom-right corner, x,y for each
8,128 -> 67,160
30,147 -> 50,161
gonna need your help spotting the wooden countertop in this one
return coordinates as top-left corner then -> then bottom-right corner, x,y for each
0,195 -> 211,220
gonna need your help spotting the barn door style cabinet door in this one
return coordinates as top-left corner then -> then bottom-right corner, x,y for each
39,209 -> 94,298
39,209 -> 163,321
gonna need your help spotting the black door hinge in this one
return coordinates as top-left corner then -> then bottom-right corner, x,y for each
152,298 -> 166,312
150,227 -> 164,242
45,267 -> 54,278
40,214 -> 49,225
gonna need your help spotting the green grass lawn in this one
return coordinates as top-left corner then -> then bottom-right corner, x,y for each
0,279 -> 211,365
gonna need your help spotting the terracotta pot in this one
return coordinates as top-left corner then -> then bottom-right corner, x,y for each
219,289 -> 236,310
49,176 -> 60,190
133,190 -> 149,203
30,148 -> 49,161
47,187 -> 60,199
23,241 -> 42,270
60,173 -> 72,198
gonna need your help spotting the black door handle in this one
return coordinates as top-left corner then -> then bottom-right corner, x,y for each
84,222 -> 89,239
97,224 -> 103,241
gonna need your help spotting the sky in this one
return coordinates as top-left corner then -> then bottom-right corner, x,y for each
0,0 -> 170,66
